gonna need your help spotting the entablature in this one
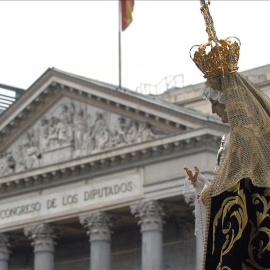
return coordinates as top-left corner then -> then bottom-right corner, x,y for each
0,128 -> 224,198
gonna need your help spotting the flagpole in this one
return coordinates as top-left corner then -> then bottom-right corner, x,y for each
118,0 -> 122,90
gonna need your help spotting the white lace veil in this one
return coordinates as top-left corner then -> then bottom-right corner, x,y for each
200,83 -> 225,104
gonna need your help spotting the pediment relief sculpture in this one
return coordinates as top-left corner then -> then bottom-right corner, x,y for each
0,97 -> 170,177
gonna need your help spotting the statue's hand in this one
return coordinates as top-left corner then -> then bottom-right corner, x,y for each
184,166 -> 199,187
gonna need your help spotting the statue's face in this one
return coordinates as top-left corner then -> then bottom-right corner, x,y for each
210,100 -> 228,123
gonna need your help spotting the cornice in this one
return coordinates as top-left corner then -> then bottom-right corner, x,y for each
49,70 -> 221,126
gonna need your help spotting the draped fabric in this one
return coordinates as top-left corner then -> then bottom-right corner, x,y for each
205,179 -> 270,270
207,73 -> 270,197
121,0 -> 134,31
199,72 -> 270,269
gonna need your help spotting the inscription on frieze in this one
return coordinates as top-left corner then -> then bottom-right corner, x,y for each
0,170 -> 142,229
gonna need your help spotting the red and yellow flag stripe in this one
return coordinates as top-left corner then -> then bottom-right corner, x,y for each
121,0 -> 134,31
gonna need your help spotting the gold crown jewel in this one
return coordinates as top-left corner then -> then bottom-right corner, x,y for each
190,0 -> 241,79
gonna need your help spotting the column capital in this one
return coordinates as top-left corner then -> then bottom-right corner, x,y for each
79,211 -> 112,242
130,200 -> 165,231
24,223 -> 60,253
0,234 -> 11,260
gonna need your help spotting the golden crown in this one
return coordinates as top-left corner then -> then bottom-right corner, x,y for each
190,0 -> 241,79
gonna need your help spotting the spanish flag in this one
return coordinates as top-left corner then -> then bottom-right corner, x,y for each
121,0 -> 134,31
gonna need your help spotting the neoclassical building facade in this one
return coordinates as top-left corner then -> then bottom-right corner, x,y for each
0,64 -> 269,270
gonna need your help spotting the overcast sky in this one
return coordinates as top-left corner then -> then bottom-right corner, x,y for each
1,1 -> 270,95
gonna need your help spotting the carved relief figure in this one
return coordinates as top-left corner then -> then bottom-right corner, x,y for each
74,110 -> 87,150
114,117 -> 128,144
82,128 -> 95,155
92,113 -> 107,139
98,127 -> 111,150
0,100 -> 168,177
0,152 -> 15,175
59,104 -> 71,126
16,145 -> 28,173
58,104 -> 72,143
40,118 -> 50,149
56,118 -> 69,145
23,131 -> 41,169
138,123 -> 158,142
126,121 -> 138,143
26,143 -> 40,169
6,151 -> 16,172
46,117 -> 59,149
109,130 -> 118,148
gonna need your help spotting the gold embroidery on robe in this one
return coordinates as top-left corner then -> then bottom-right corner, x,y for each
212,182 -> 248,268
245,192 -> 270,270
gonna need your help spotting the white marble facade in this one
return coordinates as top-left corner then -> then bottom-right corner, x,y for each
0,97 -> 168,176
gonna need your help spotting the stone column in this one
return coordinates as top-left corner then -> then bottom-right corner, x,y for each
24,223 -> 59,270
80,211 -> 112,270
131,200 -> 165,270
0,234 -> 11,270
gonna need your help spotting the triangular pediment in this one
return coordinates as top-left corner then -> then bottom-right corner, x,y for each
0,68 -> 228,178
0,97 -> 173,177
